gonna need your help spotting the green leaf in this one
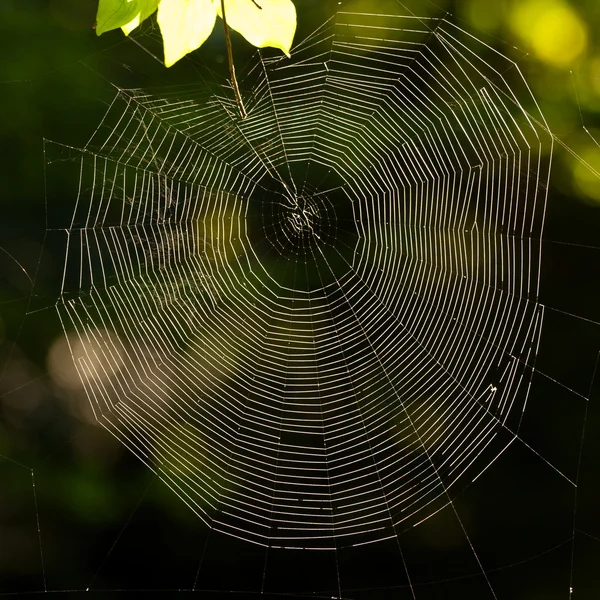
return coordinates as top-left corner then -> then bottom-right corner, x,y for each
96,0 -> 159,36
122,0 -> 161,35
157,0 -> 218,67
95,0 -> 297,67
216,0 -> 296,57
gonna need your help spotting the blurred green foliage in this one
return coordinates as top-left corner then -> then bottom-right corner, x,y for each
0,0 -> 599,596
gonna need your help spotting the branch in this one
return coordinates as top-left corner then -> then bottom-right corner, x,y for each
221,0 -> 248,119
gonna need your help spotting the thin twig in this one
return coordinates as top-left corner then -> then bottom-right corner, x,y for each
221,0 -> 247,119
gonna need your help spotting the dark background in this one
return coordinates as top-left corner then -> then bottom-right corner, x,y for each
1,0 -> 599,598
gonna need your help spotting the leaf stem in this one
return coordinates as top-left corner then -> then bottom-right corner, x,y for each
221,0 -> 247,119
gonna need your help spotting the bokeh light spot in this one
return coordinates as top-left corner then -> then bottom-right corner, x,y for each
510,0 -> 587,68
47,330 -> 124,392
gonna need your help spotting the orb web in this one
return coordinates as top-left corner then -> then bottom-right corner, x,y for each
51,11 -> 552,549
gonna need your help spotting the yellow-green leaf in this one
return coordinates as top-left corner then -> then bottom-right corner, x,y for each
216,0 -> 296,57
157,0 -> 218,67
96,0 -> 159,36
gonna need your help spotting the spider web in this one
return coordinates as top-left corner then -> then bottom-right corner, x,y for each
51,10 -> 551,551
3,3 -> 599,600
